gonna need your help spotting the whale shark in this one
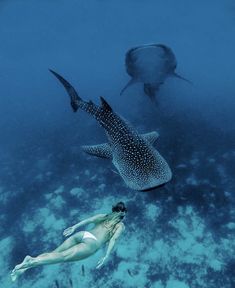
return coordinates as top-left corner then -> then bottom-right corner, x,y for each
120,43 -> 190,101
50,70 -> 172,191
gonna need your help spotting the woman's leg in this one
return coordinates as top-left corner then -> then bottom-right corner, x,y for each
11,239 -> 96,281
15,243 -> 93,269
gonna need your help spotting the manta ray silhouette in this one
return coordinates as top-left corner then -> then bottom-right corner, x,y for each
50,70 -> 172,191
121,43 -> 191,101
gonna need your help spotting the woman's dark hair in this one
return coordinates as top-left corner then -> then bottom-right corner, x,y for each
112,202 -> 127,213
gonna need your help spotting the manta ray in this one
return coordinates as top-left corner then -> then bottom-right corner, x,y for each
50,70 -> 172,191
120,43 -> 190,101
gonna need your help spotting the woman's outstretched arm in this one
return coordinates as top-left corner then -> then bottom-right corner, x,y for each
96,222 -> 125,269
63,214 -> 106,237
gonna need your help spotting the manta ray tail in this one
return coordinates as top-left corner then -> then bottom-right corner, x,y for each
49,69 -> 82,112
172,72 -> 192,85
120,78 -> 137,95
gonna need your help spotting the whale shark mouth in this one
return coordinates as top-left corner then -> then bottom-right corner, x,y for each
141,183 -> 166,192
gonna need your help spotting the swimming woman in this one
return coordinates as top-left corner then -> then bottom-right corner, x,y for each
11,202 -> 127,281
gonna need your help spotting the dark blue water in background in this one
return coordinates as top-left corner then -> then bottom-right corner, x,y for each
0,1 -> 235,287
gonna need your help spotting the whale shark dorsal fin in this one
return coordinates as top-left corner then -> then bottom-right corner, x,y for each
120,78 -> 138,95
141,131 -> 159,144
100,97 -> 113,112
82,143 -> 112,159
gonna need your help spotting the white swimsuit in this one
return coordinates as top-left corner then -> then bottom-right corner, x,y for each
82,231 -> 97,241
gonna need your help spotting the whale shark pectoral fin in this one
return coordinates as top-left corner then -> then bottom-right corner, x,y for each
82,143 -> 112,159
172,72 -> 193,85
142,131 -> 159,144
120,78 -> 137,95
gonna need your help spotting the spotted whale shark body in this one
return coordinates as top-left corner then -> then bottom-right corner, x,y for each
50,70 -> 172,191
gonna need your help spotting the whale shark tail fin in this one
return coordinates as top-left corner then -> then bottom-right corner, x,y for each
49,69 -> 82,112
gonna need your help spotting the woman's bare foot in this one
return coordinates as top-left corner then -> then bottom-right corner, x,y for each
11,256 -> 34,282
11,267 -> 27,282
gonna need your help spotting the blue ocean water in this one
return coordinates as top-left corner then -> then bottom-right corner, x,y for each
0,0 -> 235,287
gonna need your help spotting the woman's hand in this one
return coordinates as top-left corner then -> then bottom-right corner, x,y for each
96,256 -> 108,269
63,226 -> 75,237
